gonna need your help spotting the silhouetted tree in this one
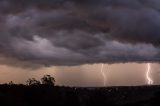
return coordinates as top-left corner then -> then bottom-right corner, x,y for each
26,78 -> 40,85
41,75 -> 55,85
8,81 -> 14,85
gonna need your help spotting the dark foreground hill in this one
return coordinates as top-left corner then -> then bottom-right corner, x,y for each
0,84 -> 160,106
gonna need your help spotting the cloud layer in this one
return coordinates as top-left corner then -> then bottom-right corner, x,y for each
0,0 -> 160,66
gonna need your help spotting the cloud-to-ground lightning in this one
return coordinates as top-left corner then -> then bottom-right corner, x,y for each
101,64 -> 106,86
146,63 -> 153,85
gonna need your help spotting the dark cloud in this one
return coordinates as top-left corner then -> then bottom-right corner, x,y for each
0,0 -> 160,67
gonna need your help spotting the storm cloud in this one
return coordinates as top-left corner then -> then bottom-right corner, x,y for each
0,0 -> 160,66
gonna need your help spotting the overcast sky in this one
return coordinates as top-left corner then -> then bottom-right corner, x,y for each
0,0 -> 160,67
0,0 -> 160,86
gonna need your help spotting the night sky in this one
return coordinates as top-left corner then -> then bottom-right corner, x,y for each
0,0 -> 160,86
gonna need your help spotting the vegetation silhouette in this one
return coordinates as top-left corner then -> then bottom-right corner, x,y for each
0,75 -> 159,106
26,78 -> 40,86
41,75 -> 55,85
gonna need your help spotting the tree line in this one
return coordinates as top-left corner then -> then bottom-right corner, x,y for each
8,75 -> 55,86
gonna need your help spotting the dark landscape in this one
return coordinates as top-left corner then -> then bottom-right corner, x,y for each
1,83 -> 160,106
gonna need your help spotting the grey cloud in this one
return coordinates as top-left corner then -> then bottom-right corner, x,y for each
8,35 -> 160,66
0,0 -> 160,66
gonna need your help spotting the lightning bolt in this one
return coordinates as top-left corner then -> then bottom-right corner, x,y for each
146,63 -> 153,85
101,64 -> 106,86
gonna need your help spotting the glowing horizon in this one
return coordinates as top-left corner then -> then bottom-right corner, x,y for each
0,63 -> 158,87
